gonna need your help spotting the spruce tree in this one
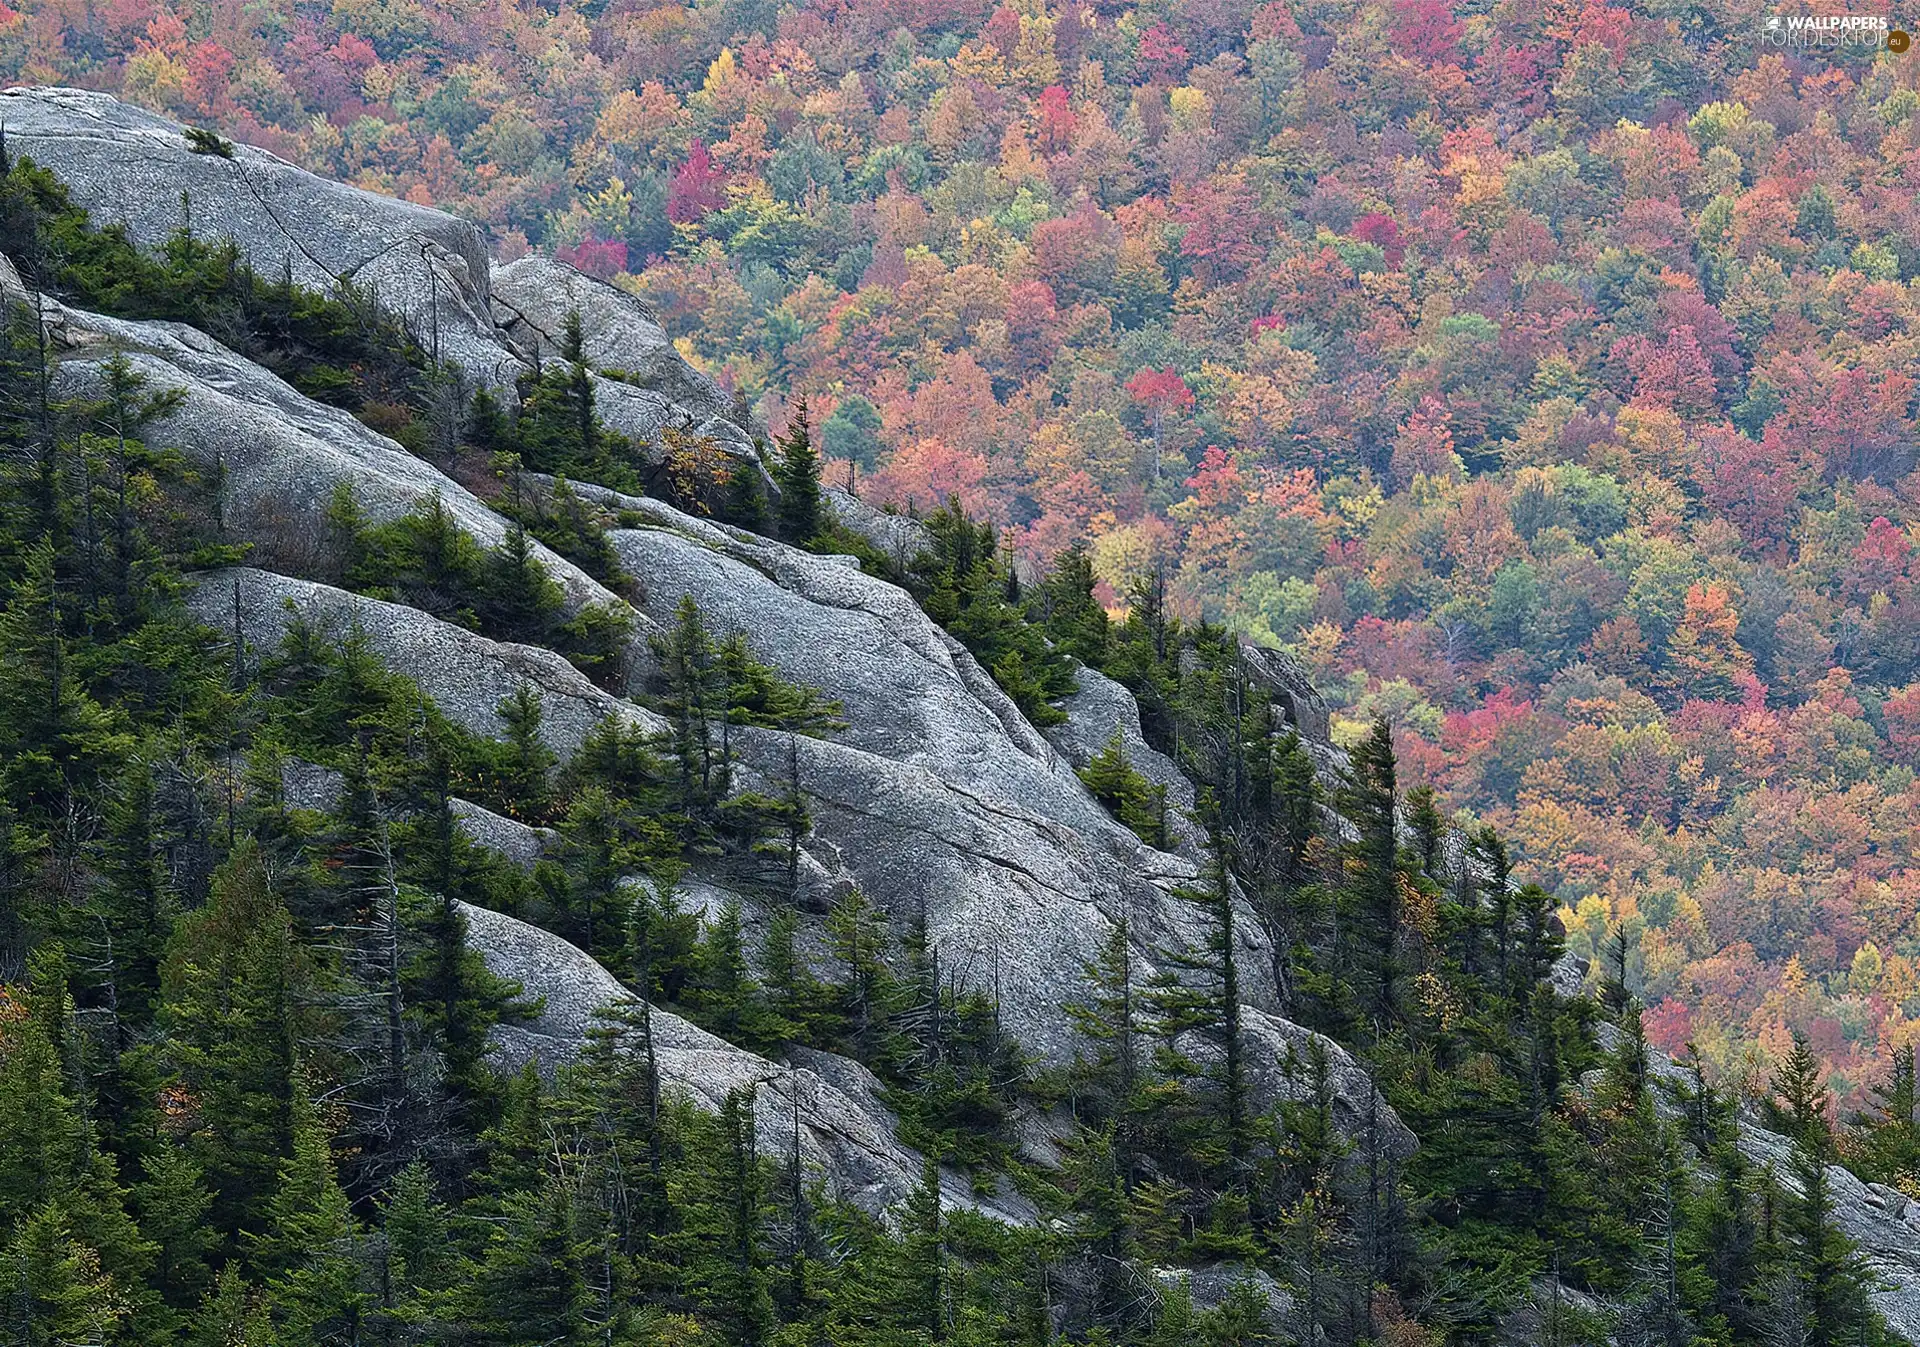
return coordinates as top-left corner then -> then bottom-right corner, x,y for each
1766,1032 -> 1833,1160
246,1084 -> 365,1347
493,684 -> 555,822
0,1206 -> 125,1347
160,841 -> 314,1241
88,756 -> 170,1030
775,397 -> 822,546
1337,716 -> 1401,1030
1147,835 -> 1249,1191
1849,1044 -> 1920,1188
1037,538 -> 1109,667
1064,915 -> 1144,1138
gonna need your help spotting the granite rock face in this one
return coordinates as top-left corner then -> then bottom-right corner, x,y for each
0,86 -> 517,388
48,301 -> 627,619
458,899 -> 1032,1221
1047,665 -> 1206,859
14,91 -> 1410,1222
2,86 -> 748,438
1589,1022 -> 1920,1337
599,497 -> 1267,1062
488,256 -> 755,457
184,567 -> 660,758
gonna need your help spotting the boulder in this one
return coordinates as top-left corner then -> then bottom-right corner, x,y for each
457,899 -> 1032,1221
3,87 -> 753,445
450,798 -> 553,870
1241,1008 -> 1420,1161
1736,1120 -> 1920,1339
1152,1264 -> 1296,1326
1238,641 -> 1333,744
822,485 -> 931,568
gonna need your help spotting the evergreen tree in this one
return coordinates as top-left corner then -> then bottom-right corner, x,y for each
1849,1044 -> 1920,1189
1078,728 -> 1168,847
160,841 -> 315,1242
677,1089 -> 775,1346
462,1181 -> 587,1346
1782,1141 -> 1884,1347
86,756 -> 171,1030
1036,538 -> 1110,667
1337,716 -> 1402,1030
1766,1032 -> 1834,1160
245,1084 -> 364,1347
0,1206 -> 125,1347
724,456 -> 769,532
134,1144 -> 217,1316
493,684 -> 555,822
1147,835 -> 1249,1192
775,397 -> 822,546
1064,915 -> 1145,1141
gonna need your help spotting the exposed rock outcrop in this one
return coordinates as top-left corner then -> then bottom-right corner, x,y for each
1592,1022 -> 1920,1337
488,255 -> 754,459
458,899 -> 1033,1222
1047,665 -> 1206,859
47,301 -> 629,620
184,567 -> 659,757
1,86 -> 517,388
17,88 -> 1407,1226
1,85 -> 748,450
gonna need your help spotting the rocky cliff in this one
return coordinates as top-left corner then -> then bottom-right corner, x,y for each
14,86 -> 1918,1338
6,84 -> 1397,1203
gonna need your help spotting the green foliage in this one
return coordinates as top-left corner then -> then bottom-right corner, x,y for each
910,499 -> 1075,726
774,397 -> 822,545
1078,729 -> 1169,847
183,128 -> 235,158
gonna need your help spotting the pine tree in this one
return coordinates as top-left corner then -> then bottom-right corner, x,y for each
0,1206 -> 125,1347
1037,539 -> 1109,667
825,890 -> 911,1073
1766,1032 -> 1833,1160
482,519 -> 563,643
133,1144 -> 216,1315
0,540 -> 129,814
1849,1044 -> 1920,1189
1783,1140 -> 1883,1347
903,1154 -> 945,1342
189,1265 -> 278,1347
493,684 -> 555,821
1337,716 -> 1401,1030
1147,835 -> 1249,1191
724,456 -> 769,532
1079,728 -> 1167,847
87,756 -> 170,1032
1469,826 -> 1515,993
687,898 -> 784,1051
160,841 -> 314,1241
677,1089 -> 775,1346
761,906 -> 824,1047
775,397 -> 822,545
245,1084 -> 364,1347
1064,915 -> 1145,1140
0,954 -> 85,1232
463,1181 -> 587,1346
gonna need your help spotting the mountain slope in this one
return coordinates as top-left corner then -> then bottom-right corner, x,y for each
5,86 -> 1919,1347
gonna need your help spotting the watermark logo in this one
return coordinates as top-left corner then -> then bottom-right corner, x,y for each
1758,14 -> 1910,49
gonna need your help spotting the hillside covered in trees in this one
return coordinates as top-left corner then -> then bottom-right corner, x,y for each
3,88 -> 1920,1345
11,0 -> 1920,1106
